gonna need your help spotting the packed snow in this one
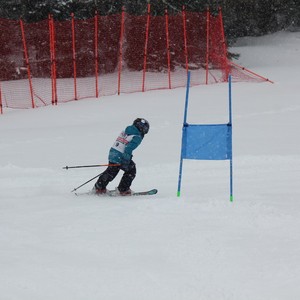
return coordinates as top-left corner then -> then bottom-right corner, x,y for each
0,31 -> 300,300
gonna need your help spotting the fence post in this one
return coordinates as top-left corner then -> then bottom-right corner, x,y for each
165,9 -> 171,89
71,13 -> 77,100
94,11 -> 99,98
182,6 -> 189,74
118,6 -> 125,95
52,16 -> 57,104
49,14 -> 57,105
205,7 -> 210,85
48,15 -> 54,105
20,19 -> 35,109
142,3 -> 151,93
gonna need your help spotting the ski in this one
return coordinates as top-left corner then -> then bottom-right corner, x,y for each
75,188 -> 157,197
108,189 -> 158,197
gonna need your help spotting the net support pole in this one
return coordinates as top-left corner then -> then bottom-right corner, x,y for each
94,11 -> 99,98
52,16 -> 57,104
205,8 -> 210,85
177,71 -> 191,197
142,3 -> 151,93
48,15 -> 54,105
20,19 -> 35,109
71,13 -> 77,100
118,6 -> 125,95
165,9 -> 171,89
49,14 -> 57,105
228,75 -> 233,202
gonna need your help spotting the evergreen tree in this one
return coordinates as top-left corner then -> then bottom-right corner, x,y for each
0,0 -> 299,35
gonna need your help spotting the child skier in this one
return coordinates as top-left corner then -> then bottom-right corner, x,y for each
94,118 -> 150,196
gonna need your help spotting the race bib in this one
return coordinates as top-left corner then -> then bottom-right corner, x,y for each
111,131 -> 134,153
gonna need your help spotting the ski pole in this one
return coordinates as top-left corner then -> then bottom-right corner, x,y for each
71,173 -> 102,193
63,163 -> 120,170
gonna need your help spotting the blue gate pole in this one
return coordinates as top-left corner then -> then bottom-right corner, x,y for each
228,75 -> 233,202
177,71 -> 191,197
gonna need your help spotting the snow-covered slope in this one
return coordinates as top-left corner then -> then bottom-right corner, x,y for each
1,31 -> 300,300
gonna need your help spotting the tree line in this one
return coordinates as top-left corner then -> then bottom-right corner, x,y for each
0,0 -> 299,41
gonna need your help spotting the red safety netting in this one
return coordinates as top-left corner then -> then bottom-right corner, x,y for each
22,19 -> 52,107
121,13 -> 147,93
0,8 -> 271,113
0,18 -> 32,109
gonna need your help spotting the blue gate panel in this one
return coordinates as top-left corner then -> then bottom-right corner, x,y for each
182,123 -> 232,160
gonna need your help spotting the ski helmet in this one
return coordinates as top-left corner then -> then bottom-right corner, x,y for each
133,118 -> 150,135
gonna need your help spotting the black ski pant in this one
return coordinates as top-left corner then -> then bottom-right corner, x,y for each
95,161 -> 136,192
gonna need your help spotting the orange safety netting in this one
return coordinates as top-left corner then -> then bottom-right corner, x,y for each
0,7 -> 271,111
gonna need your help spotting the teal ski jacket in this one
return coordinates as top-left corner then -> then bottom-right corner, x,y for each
108,125 -> 143,164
